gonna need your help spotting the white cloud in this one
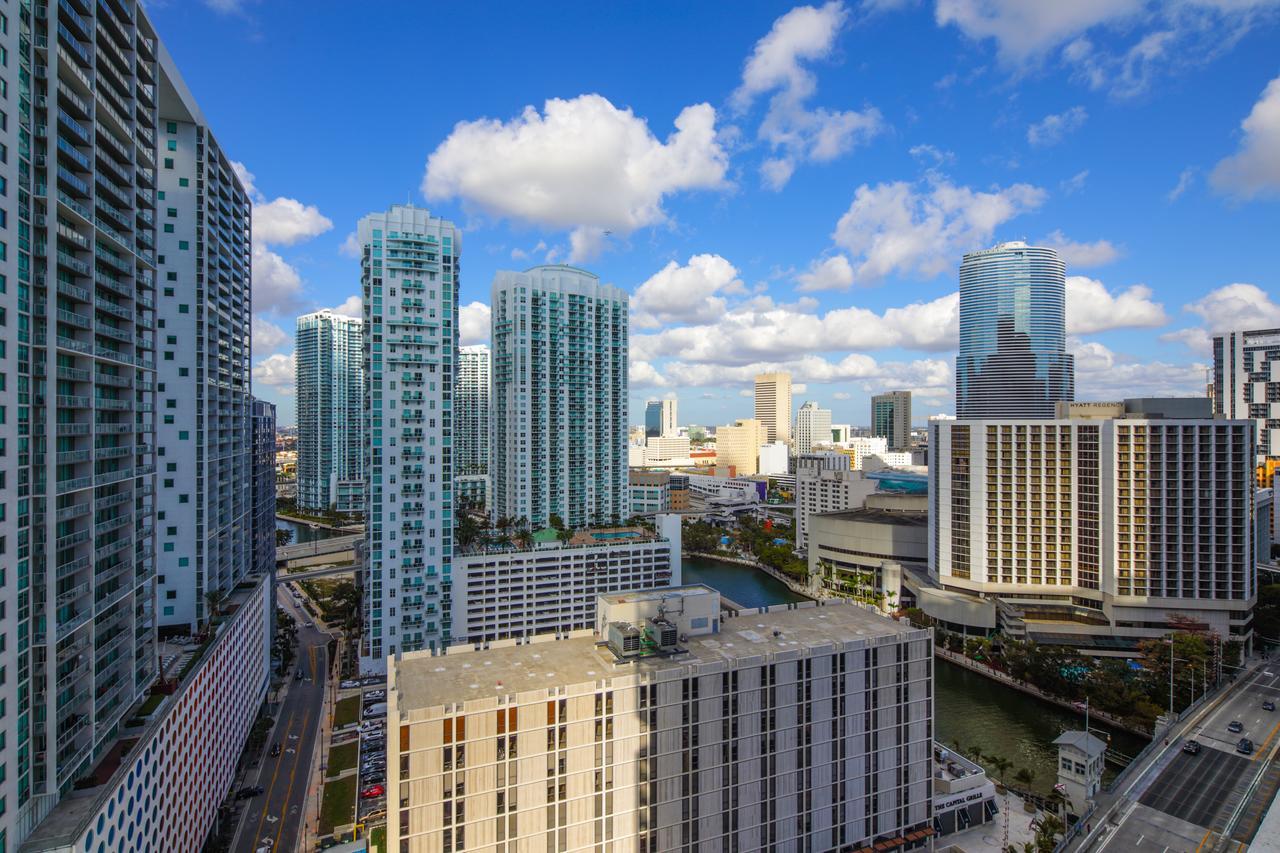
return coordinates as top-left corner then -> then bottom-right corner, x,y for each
251,246 -> 304,313
423,95 -> 728,237
1065,276 -> 1167,334
252,197 -> 333,246
935,0 -> 1278,96
459,302 -> 491,346
909,144 -> 955,165
339,232 -> 361,257
832,391 -> 852,400
1060,170 -> 1089,194
630,360 -> 669,389
732,1 -> 884,189
1210,74 -> 1280,200
796,255 -> 855,291
831,176 -> 1047,283
327,295 -> 362,319
1071,340 -> 1207,399
1027,106 -> 1088,146
253,353 -> 296,395
660,355 -> 952,401
1166,167 -> 1196,201
569,227 -> 608,264
252,316 -> 289,354
632,254 -> 746,329
1041,230 -> 1121,268
1161,282 -> 1280,354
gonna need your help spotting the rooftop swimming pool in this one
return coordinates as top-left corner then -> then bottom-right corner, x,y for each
591,531 -> 642,540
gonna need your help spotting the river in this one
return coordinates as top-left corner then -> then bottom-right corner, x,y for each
276,516 -> 346,544
683,554 -> 1149,792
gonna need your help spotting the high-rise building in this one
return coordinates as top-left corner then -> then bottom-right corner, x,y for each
754,371 -> 792,442
387,586 -> 934,853
929,399 -> 1256,650
295,309 -> 364,511
872,390 -> 912,450
794,400 -> 832,454
359,205 -> 461,668
796,465 -> 877,551
1213,328 -> 1280,464
251,398 -> 278,579
0,6 -> 271,847
491,265 -> 628,528
456,344 -> 490,476
956,242 -> 1074,419
644,397 -> 678,437
715,418 -> 768,476
154,64 -> 254,629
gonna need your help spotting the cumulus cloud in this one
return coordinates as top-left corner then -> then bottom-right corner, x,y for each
1211,74 -> 1280,200
1065,276 -> 1167,334
339,232 -> 361,257
831,176 -> 1047,283
253,353 -> 296,395
630,360 -> 669,389
1071,340 -> 1207,399
935,0 -> 1144,64
423,95 -> 729,242
252,316 -> 289,354
833,391 -> 851,400
459,302 -> 492,346
253,197 -> 333,246
732,1 -> 883,189
1060,170 -> 1089,194
658,355 -> 952,402
252,247 -> 305,314
631,254 -> 746,329
909,144 -> 955,165
1041,230 -> 1121,268
1027,106 -> 1088,146
1162,283 -> 1280,354
327,295 -> 362,319
795,255 -> 855,291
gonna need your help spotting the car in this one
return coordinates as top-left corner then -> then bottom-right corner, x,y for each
340,680 -> 361,689
1237,738 -> 1254,755
1264,700 -> 1276,712
1228,720 -> 1244,733
361,785 -> 385,799
295,668 -> 304,680
236,785 -> 265,799
1182,740 -> 1201,755
270,742 -> 282,757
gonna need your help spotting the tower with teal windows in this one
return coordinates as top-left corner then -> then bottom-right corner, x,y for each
358,205 -> 460,670
490,265 -> 629,529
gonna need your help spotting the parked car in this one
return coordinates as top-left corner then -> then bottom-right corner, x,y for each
1181,740 -> 1201,755
1264,700 -> 1276,712
361,785 -> 385,799
340,680 -> 361,689
1237,738 -> 1254,755
364,703 -> 388,718
365,690 -> 386,699
1228,720 -> 1244,733
236,785 -> 265,799
270,742 -> 282,757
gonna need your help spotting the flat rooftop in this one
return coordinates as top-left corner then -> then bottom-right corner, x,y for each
395,599 -> 921,710
597,584 -> 716,606
813,506 -> 928,527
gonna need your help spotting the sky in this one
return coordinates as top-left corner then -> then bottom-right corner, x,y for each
144,0 -> 1280,429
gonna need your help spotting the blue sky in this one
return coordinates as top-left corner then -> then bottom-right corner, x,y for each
146,1 -> 1280,428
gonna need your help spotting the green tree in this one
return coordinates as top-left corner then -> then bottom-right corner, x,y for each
1013,767 -> 1035,788
276,528 -> 294,547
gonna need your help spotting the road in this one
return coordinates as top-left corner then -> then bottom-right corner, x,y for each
1092,665 -> 1280,853
232,588 -> 329,853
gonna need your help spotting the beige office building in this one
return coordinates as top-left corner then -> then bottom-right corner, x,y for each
715,418 -> 768,476
754,372 -> 793,443
387,586 -> 935,853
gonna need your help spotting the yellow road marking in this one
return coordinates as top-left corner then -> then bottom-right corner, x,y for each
1253,718 -> 1280,761
1194,828 -> 1213,852
273,704 -> 315,849
252,700 -> 302,844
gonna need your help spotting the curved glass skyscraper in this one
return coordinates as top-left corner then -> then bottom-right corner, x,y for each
956,242 -> 1074,418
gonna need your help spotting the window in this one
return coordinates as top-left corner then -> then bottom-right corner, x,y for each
179,178 -> 189,187
163,158 -> 174,169
167,208 -> 177,217
167,121 -> 178,134
178,304 -> 189,313
163,224 -> 174,234
178,241 -> 189,250
178,431 -> 189,440
167,140 -> 177,152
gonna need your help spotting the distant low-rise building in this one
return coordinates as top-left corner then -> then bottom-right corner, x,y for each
758,441 -> 789,475
808,493 -> 930,608
629,470 -> 671,514
796,464 -> 877,551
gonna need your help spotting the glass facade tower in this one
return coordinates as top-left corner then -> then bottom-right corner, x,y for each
956,242 -> 1073,419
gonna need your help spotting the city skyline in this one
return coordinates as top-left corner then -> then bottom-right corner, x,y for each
141,3 -> 1280,428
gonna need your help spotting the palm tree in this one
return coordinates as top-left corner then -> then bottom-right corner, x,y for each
967,746 -> 985,764
204,589 -> 225,625
1013,768 -> 1035,788
989,755 -> 1012,785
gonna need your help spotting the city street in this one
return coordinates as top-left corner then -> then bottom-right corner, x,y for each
1093,665 -> 1280,852
231,588 -> 330,853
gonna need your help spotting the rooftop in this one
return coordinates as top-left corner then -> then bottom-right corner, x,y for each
1053,730 -> 1108,757
394,599 -> 921,710
812,506 -> 929,527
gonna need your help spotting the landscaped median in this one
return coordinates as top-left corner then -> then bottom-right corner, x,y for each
334,695 -> 360,729
326,741 -> 357,778
319,775 -> 357,837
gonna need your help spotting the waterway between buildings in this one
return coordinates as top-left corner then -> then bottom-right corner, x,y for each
276,515 -> 347,544
684,554 -> 1149,792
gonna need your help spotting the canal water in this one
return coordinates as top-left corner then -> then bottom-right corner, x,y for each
684,554 -> 1149,792
276,516 -> 345,544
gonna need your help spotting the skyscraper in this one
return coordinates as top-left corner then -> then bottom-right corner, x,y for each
644,397 -> 677,437
715,418 -> 768,476
251,398 -> 278,579
872,390 -> 912,450
956,242 -> 1073,419
491,265 -> 628,528
358,204 -> 461,667
295,309 -> 364,511
794,400 -> 832,454
1213,328 -> 1280,464
0,7 -> 270,847
456,344 -> 490,476
755,371 -> 793,442
155,66 -> 254,629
